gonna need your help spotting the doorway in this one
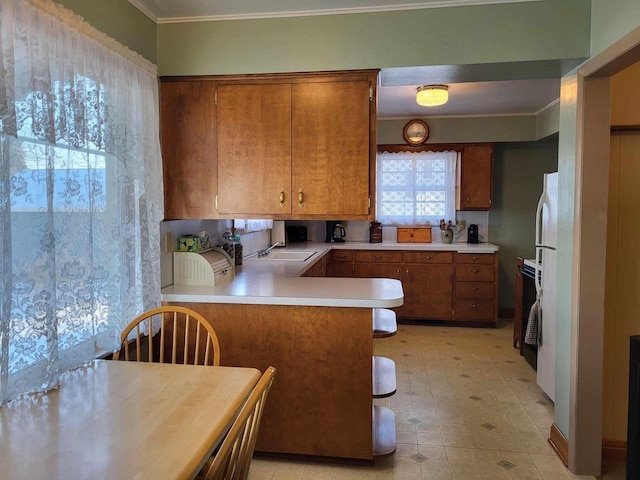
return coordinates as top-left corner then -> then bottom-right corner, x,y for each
569,25 -> 640,475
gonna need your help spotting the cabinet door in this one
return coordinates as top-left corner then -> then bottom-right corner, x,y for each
161,81 -> 217,219
292,80 -> 372,217
460,144 -> 493,210
217,83 -> 292,215
326,262 -> 354,277
402,264 -> 453,320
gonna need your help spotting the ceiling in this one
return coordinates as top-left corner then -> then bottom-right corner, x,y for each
130,0 -> 560,119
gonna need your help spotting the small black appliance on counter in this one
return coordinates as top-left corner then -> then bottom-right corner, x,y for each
467,224 -> 479,244
326,221 -> 346,243
286,225 -> 308,243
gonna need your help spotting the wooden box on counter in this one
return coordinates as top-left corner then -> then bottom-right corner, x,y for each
397,226 -> 432,243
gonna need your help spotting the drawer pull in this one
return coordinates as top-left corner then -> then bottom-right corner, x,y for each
470,287 -> 478,291
470,304 -> 478,308
472,255 -> 478,260
424,255 -> 433,260
374,255 -> 382,260
471,269 -> 479,273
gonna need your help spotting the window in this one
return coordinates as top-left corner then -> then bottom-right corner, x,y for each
1,0 -> 163,404
376,150 -> 458,225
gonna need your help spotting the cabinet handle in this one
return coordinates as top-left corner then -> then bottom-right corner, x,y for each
374,255 -> 382,260
466,197 -> 471,203
424,255 -> 433,260
298,188 -> 304,208
396,269 -> 401,276
470,304 -> 478,309
471,269 -> 479,273
405,269 -> 410,277
279,188 -> 285,208
471,255 -> 478,260
470,287 -> 478,291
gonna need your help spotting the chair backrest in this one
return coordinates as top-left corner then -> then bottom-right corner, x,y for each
202,366 -> 277,480
113,306 -> 221,366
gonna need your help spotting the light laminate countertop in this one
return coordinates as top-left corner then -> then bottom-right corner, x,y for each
161,241 -> 498,308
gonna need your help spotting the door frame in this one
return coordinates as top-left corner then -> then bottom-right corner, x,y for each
569,25 -> 640,473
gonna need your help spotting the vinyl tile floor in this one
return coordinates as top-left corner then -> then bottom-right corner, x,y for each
248,320 -> 625,480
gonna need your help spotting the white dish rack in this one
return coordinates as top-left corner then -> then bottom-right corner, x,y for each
173,247 -> 235,286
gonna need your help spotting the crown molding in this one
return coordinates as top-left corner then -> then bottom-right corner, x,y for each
127,0 -> 158,22
534,98 -> 560,116
127,0 -> 542,24
379,112 -> 538,120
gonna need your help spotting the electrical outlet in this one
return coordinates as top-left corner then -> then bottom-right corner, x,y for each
457,220 -> 466,228
164,233 -> 174,253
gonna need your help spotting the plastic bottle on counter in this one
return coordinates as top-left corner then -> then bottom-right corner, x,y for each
233,234 -> 243,265
221,232 -> 235,264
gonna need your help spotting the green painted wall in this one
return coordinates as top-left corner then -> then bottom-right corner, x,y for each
378,116 -> 537,144
55,0 -> 157,62
157,0 -> 591,75
591,0 -> 640,56
490,141 -> 558,310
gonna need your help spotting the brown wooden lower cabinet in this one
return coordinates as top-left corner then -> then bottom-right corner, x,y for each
402,263 -> 453,320
327,249 -> 498,325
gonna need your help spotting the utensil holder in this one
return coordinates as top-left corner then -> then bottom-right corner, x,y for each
440,230 -> 453,244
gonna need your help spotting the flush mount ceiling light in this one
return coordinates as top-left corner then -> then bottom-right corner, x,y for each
416,85 -> 449,107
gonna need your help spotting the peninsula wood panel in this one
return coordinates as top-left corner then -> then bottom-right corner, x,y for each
292,79 -> 372,217
170,302 -> 374,460
217,83 -> 292,215
161,81 -> 217,219
603,131 -> 640,442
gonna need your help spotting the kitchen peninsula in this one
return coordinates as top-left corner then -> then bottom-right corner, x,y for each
163,243 -> 402,461
161,241 -> 498,461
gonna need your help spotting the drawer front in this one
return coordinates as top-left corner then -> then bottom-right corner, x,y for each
455,253 -> 495,264
403,251 -> 453,264
455,300 -> 495,321
331,250 -> 354,262
455,282 -> 494,300
455,264 -> 494,282
354,251 -> 403,263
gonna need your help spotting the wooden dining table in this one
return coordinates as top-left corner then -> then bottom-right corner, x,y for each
0,360 -> 260,479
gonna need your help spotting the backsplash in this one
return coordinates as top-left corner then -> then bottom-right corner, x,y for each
284,212 -> 489,244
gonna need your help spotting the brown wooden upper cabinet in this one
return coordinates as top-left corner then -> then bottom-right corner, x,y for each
216,70 -> 378,219
160,80 -> 218,219
459,144 -> 493,210
216,83 -> 292,216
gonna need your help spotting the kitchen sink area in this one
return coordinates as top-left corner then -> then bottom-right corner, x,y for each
248,250 -> 317,262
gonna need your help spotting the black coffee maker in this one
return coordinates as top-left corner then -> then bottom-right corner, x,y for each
467,224 -> 479,244
326,221 -> 346,243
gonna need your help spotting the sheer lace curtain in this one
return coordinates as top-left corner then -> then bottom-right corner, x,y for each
0,0 -> 163,404
376,150 -> 458,225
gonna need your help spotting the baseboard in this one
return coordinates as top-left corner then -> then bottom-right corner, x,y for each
549,424 -> 569,467
602,439 -> 627,462
498,307 -> 514,319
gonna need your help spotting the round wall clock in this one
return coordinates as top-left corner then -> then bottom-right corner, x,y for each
402,119 -> 430,146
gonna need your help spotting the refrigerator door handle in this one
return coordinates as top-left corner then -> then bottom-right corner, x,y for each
535,190 -> 546,247
535,246 -> 543,294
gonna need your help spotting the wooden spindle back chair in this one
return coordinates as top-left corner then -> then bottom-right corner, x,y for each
113,306 -> 220,366
201,366 -> 277,480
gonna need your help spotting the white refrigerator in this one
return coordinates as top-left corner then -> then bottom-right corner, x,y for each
535,172 -> 558,401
